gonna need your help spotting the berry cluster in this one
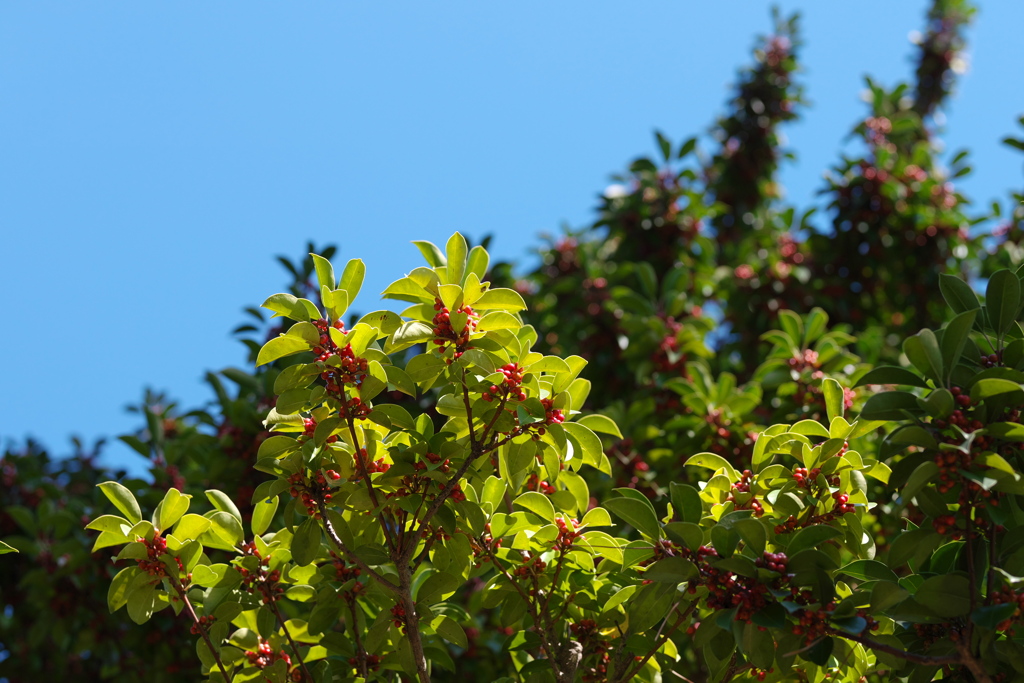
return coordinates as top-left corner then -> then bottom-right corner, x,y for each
932,513 -> 959,537
190,614 -> 215,635
726,469 -> 764,516
652,316 -> 687,375
135,536 -> 183,578
351,449 -> 390,482
244,638 -> 292,670
287,471 -> 335,518
554,517 -> 581,552
990,588 -> 1024,634
390,603 -> 407,631
539,397 -> 565,425
512,551 -> 548,578
299,418 -> 338,444
338,396 -> 372,421
310,318 -> 356,369
482,363 -> 527,402
470,523 -> 503,567
347,654 -> 382,672
431,298 -> 479,362
235,544 -> 284,604
751,667 -> 775,681
413,452 -> 450,474
525,473 -> 556,495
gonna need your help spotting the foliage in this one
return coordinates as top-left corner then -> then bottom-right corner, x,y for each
6,0 -> 1024,681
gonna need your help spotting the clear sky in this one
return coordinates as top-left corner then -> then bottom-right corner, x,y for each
2,2 -> 1022,474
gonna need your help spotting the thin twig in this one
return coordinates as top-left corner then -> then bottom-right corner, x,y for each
270,599 -> 313,682
172,577 -> 232,683
314,495 -> 400,593
826,630 -> 961,667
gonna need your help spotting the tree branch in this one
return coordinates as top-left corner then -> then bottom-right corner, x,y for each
314,495 -> 400,593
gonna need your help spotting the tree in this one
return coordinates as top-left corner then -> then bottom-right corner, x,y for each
6,0 -> 1024,681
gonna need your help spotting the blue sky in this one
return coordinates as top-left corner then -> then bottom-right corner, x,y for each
2,2 -> 1022,474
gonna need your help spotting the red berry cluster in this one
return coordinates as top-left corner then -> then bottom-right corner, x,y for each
787,349 -> 820,372
525,473 -> 556,495
235,543 -> 284,604
431,298 -> 479,362
726,469 -> 764,516
347,654 -> 382,672
554,517 -> 581,552
470,523 -> 503,567
299,418 -> 339,444
512,551 -> 548,578
690,546 -> 777,622
990,587 -> 1024,634
190,614 -> 215,635
390,603 -> 407,631
135,536 -> 183,578
540,397 -> 565,424
652,316 -> 687,375
413,452 -> 450,474
482,363 -> 527,403
245,638 -> 291,670
932,513 -> 960,538
981,350 -> 1004,369
752,667 -> 775,681
288,471 -> 334,518
339,396 -> 372,421
351,449 -> 390,482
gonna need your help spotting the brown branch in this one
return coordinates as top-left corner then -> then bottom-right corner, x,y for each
827,630 -> 961,667
397,563 -> 431,683
314,495 -> 400,593
617,601 -> 696,682
171,577 -> 232,683
269,599 -> 313,682
955,634 -> 994,683
346,596 -> 370,679
345,412 -> 397,554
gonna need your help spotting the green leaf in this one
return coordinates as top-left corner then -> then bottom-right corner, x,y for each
310,253 -> 335,291
513,492 -> 555,523
901,461 -> 940,503
971,378 -> 1024,403
855,366 -> 929,388
683,452 -> 739,479
262,292 -> 316,321
98,481 -> 142,525
643,556 -> 698,584
472,288 -> 527,312
576,414 -> 622,438
173,514 -> 212,541
903,329 -> 943,384
339,258 -> 366,302
605,496 -> 660,540
859,391 -> 921,420
988,269 -> 1021,337
107,566 -> 138,612
205,490 -> 243,526
0,540 -> 17,555
412,240 -> 446,268
207,511 -> 243,548
418,571 -> 459,604
822,378 -> 844,421
787,525 -> 843,556
839,560 -> 899,583
291,517 -> 322,567
466,246 -> 489,283
939,274 -> 981,314
257,335 -> 310,366
431,615 -> 468,648
251,495 -> 279,537
940,310 -> 978,381
562,422 -> 603,469
446,232 -> 468,285
670,483 -> 703,524
914,574 -> 971,617
476,311 -> 520,332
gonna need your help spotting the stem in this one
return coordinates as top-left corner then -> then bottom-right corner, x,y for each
269,599 -> 313,682
346,597 -> 370,679
315,495 -> 400,593
955,634 -> 994,683
345,412 -> 398,553
616,601 -> 695,683
172,578 -> 232,683
827,630 -> 960,667
397,563 -> 431,683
